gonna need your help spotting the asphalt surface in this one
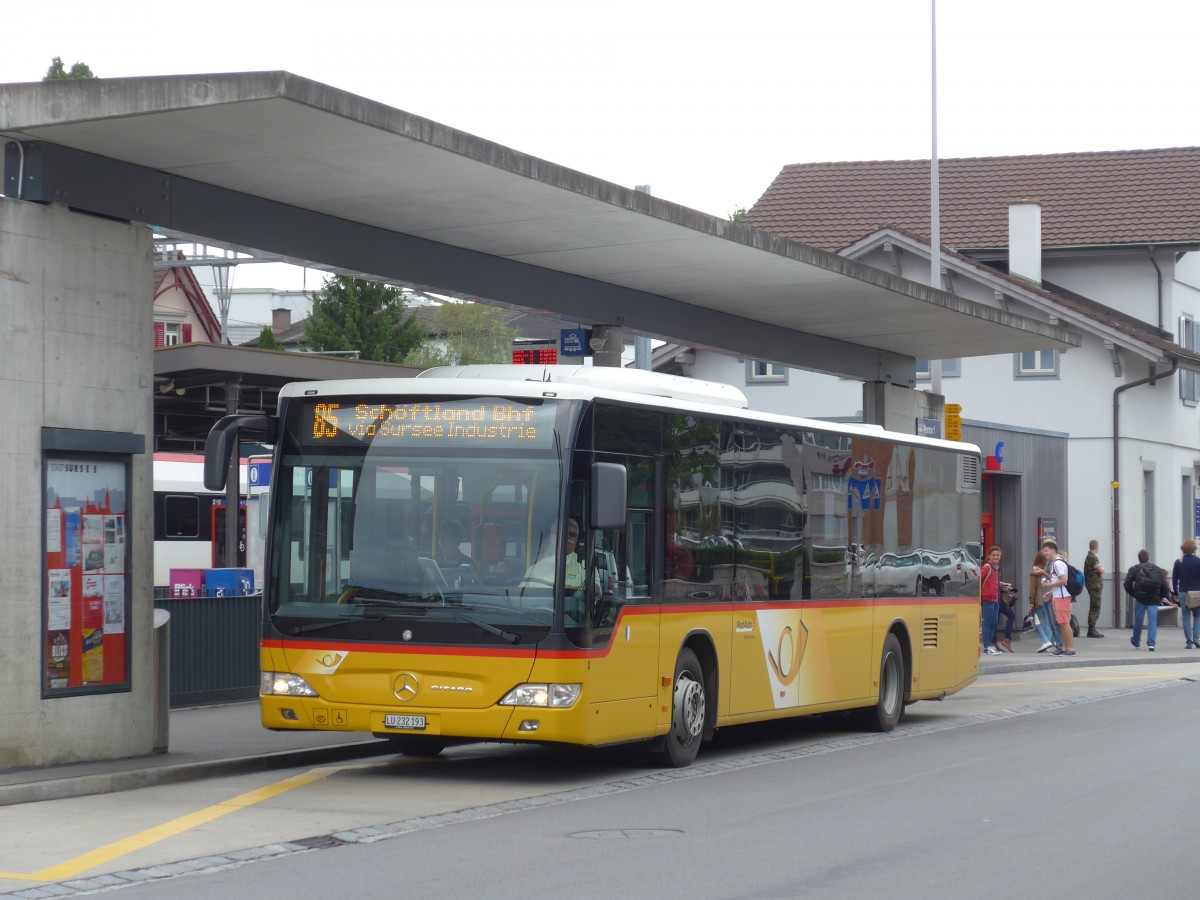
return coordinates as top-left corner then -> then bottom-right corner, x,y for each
4,624 -> 1194,807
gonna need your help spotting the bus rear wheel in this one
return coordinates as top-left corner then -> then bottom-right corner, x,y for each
856,633 -> 904,732
658,648 -> 706,768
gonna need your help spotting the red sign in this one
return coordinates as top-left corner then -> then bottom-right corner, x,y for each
512,347 -> 558,365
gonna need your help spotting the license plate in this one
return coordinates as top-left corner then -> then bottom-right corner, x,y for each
384,714 -> 427,730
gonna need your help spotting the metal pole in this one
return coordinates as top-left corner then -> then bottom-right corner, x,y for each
929,0 -> 942,396
224,378 -> 241,571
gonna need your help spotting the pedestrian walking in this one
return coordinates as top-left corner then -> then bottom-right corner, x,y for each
1084,538 -> 1106,638
1124,549 -> 1175,651
1171,539 -> 1200,649
1034,539 -> 1075,656
1028,548 -> 1061,652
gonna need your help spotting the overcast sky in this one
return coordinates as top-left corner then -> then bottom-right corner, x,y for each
5,0 -> 1199,289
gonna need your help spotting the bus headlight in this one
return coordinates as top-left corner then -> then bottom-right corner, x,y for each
261,671 -> 319,697
499,683 -> 581,708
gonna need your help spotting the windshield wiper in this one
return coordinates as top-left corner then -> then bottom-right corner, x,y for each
338,586 -> 432,607
446,610 -> 520,644
286,614 -> 384,635
352,596 -> 430,608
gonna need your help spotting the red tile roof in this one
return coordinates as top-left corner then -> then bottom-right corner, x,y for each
742,147 -> 1200,253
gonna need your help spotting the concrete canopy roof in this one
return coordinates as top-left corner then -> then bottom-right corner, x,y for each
0,71 -> 1075,385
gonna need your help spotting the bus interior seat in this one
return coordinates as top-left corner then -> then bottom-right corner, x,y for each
475,523 -> 504,564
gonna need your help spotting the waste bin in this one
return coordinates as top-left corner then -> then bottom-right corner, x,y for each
153,608 -> 170,754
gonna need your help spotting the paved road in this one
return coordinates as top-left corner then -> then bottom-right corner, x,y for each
3,655 -> 1196,897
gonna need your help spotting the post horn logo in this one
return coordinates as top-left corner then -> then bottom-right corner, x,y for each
767,624 -> 807,686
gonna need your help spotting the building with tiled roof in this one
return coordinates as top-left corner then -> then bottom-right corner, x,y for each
662,149 -> 1200,634
742,147 -> 1200,253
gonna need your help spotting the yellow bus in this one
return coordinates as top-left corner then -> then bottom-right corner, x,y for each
204,365 -> 981,767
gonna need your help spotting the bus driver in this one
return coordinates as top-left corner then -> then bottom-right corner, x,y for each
521,518 -> 591,592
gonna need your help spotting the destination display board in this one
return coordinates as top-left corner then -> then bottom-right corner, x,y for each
292,397 -> 558,450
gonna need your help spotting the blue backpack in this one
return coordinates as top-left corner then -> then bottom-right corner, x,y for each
1062,560 -> 1085,598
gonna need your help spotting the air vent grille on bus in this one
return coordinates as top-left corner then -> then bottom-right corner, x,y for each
958,454 -> 981,492
923,617 -> 939,648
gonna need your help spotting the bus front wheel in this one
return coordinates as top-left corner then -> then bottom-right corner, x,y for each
658,648 -> 706,768
856,633 -> 904,732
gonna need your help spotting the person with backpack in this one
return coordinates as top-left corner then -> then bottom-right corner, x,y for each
1034,539 -> 1075,657
1170,539 -> 1200,649
1123,549 -> 1174,651
1028,548 -> 1063,653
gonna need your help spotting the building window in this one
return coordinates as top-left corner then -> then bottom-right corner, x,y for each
153,320 -> 191,348
1015,349 -> 1058,378
1180,315 -> 1198,405
915,358 -> 961,381
746,360 -> 787,384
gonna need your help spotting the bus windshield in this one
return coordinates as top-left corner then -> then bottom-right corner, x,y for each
268,396 -> 571,644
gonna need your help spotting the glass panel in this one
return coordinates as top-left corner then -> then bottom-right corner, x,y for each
729,424 -> 804,601
163,494 -> 199,538
664,414 -> 728,599
269,401 -> 567,645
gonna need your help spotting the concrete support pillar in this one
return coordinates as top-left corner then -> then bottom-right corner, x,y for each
590,325 -> 624,368
863,382 -> 945,434
0,198 -> 154,768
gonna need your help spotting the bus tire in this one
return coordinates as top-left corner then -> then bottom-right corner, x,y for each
856,633 -> 904,732
659,648 -> 706,768
384,735 -> 447,757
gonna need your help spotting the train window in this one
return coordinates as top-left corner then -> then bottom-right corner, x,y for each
164,494 -> 201,538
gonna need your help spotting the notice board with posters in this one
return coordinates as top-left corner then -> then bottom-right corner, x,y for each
43,454 -> 131,696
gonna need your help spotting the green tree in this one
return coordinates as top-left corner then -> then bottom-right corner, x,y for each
304,276 -> 425,363
256,326 -> 281,350
403,301 -> 518,368
44,57 -> 96,81
728,207 -> 748,222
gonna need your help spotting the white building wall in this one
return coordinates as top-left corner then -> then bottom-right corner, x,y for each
687,353 -> 864,419
0,199 -> 155,767
1176,252 -> 1200,290
1046,253 -> 1171,328
222,287 -> 313,330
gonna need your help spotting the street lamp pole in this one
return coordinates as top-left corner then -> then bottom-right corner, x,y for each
930,0 -> 943,395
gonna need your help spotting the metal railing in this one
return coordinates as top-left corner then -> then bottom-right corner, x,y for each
154,593 -> 261,708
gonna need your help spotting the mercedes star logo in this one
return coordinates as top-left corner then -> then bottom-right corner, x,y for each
393,672 -> 419,702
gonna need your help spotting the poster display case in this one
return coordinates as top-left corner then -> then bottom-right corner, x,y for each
43,454 -> 131,695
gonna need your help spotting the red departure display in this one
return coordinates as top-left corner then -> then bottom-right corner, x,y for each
512,347 -> 558,365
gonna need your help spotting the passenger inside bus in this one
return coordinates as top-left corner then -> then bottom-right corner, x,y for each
429,517 -> 482,590
433,518 -> 474,568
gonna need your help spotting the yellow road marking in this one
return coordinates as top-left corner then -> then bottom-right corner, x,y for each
0,765 -> 343,883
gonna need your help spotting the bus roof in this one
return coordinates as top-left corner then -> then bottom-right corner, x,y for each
419,364 -> 749,408
276,366 -> 980,455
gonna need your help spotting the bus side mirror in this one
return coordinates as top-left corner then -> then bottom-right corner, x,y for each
204,414 -> 278,491
590,462 -> 626,531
